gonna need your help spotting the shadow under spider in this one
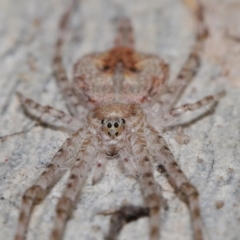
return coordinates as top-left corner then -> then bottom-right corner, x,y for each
103,205 -> 149,240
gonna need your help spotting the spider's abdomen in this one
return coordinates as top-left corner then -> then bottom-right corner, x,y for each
73,47 -> 169,105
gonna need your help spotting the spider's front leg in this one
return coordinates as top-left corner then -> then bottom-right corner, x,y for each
50,136 -> 99,240
15,128 -> 88,240
130,128 -> 162,240
148,126 -> 204,240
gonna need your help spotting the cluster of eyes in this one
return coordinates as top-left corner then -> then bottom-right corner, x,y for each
101,119 -> 126,126
101,119 -> 126,137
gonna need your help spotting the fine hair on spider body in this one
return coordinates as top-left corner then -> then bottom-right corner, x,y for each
14,0 -> 225,240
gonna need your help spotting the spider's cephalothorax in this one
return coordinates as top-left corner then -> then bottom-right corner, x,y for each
88,103 -> 145,158
15,1 -> 225,240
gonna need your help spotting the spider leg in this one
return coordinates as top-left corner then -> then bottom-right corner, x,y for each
50,138 -> 98,240
159,0 -> 208,113
183,0 -> 207,38
148,126 -> 204,240
15,129 -> 87,240
53,0 -> 86,117
159,91 -> 225,128
136,156 -> 161,240
17,92 -> 82,132
50,160 -> 88,240
130,129 -> 161,240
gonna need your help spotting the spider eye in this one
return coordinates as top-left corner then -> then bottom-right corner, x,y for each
114,122 -> 119,128
121,119 -> 125,124
129,67 -> 138,72
115,132 -> 119,136
107,123 -> 112,128
101,120 -> 105,124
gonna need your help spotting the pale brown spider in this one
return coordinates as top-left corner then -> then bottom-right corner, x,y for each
14,0 -> 224,240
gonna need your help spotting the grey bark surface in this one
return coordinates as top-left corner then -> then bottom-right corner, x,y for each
0,0 -> 240,240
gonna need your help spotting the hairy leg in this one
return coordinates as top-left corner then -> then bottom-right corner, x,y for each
17,93 -> 82,132
130,129 -> 161,240
158,91 -> 225,129
50,160 -> 88,240
53,0 -> 86,117
147,126 -> 204,240
15,129 -> 88,240
159,0 -> 208,113
50,136 -> 98,240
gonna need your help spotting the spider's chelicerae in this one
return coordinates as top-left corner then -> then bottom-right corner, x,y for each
15,0 -> 225,240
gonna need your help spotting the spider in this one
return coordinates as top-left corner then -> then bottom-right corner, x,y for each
14,0 -> 225,240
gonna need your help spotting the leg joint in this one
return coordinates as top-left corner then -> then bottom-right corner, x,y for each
179,182 -> 199,199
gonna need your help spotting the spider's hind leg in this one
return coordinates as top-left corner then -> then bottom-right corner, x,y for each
159,91 -> 225,128
159,0 -> 208,114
